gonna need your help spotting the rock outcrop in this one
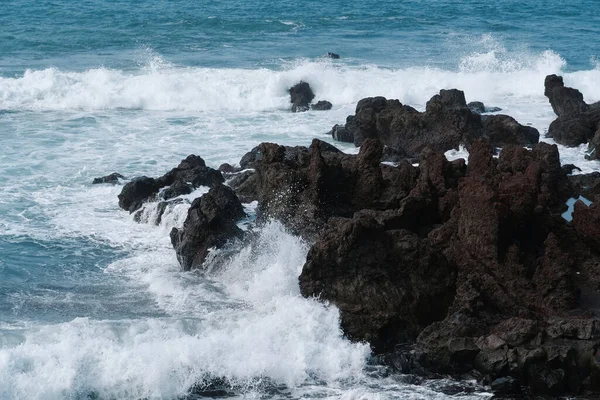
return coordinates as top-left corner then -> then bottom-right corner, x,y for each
117,155 -> 224,213
311,100 -> 332,111
170,184 -> 246,271
544,74 -> 600,158
328,90 -> 537,155
289,81 -> 315,112
92,172 -> 125,184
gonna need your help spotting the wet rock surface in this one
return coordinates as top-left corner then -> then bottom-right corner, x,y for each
328,90 -> 535,155
544,74 -> 600,156
170,184 -> 246,271
115,82 -> 600,397
117,155 -> 224,213
289,81 -> 315,112
92,172 -> 125,184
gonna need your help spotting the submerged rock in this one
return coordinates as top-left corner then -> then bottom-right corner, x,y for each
289,81 -> 315,112
326,52 -> 340,59
92,172 -> 125,185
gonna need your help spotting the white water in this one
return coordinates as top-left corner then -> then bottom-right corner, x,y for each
1,44 -> 600,399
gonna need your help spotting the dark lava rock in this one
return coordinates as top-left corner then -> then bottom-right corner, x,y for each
170,184 -> 246,271
218,163 -> 238,174
118,176 -> 160,212
299,214 -> 456,352
239,146 -> 261,169
467,101 -> 486,114
569,172 -> 600,199
573,199 -> 600,252
117,154 -> 224,213
311,100 -> 332,111
562,164 -> 582,175
289,81 -> 315,112
160,181 -> 193,201
544,74 -> 600,152
250,138 -> 422,239
329,124 -> 353,143
545,74 -> 589,117
329,91 -> 535,153
491,376 -> 521,396
227,169 -> 259,203
92,172 -> 125,185
479,114 -> 540,147
381,146 -> 413,163
326,52 -> 340,59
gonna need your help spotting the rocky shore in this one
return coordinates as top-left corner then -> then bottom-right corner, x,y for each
107,76 -> 600,397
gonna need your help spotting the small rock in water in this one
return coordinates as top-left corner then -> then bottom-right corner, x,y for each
289,81 -> 315,112
468,101 -> 502,114
92,172 -> 125,184
326,52 -> 340,59
311,100 -> 332,111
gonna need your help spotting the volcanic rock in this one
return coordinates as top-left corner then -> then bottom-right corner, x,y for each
289,81 -> 315,112
170,184 -> 246,271
92,172 -> 125,185
311,100 -> 333,111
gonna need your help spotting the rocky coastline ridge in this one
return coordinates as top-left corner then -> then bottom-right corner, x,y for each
105,76 -> 600,398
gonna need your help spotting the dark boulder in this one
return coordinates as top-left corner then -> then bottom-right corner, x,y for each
572,199 -> 600,252
544,75 -> 600,151
170,184 -> 246,271
227,170 -> 259,203
299,213 -> 456,352
118,176 -> 160,212
311,100 -> 332,111
117,155 -> 224,214
479,114 -> 539,147
326,52 -> 340,59
92,172 -> 125,185
160,181 -> 193,201
329,124 -> 354,143
562,164 -> 582,175
544,74 -> 589,117
218,163 -> 238,174
239,146 -> 261,169
328,90 -> 484,154
467,101 -> 486,114
289,81 -> 315,112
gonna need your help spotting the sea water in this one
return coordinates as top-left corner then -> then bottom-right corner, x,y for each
1,1 -> 600,399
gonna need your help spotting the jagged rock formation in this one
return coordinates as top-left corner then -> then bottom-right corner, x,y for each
544,74 -> 600,159
327,90 -> 538,158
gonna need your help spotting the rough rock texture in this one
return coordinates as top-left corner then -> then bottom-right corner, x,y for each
544,74 -> 600,156
170,184 -> 246,271
570,172 -> 600,199
117,155 -> 223,213
328,90 -> 535,155
251,138 -> 422,238
295,136 -> 600,396
311,100 -> 333,111
289,81 -> 315,112
467,101 -> 502,114
118,176 -> 161,212
299,215 -> 457,352
92,172 -> 125,184
480,114 -> 539,147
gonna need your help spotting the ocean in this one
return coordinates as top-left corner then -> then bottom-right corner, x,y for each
1,0 -> 600,398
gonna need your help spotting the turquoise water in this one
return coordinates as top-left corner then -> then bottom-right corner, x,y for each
1,1 -> 600,399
